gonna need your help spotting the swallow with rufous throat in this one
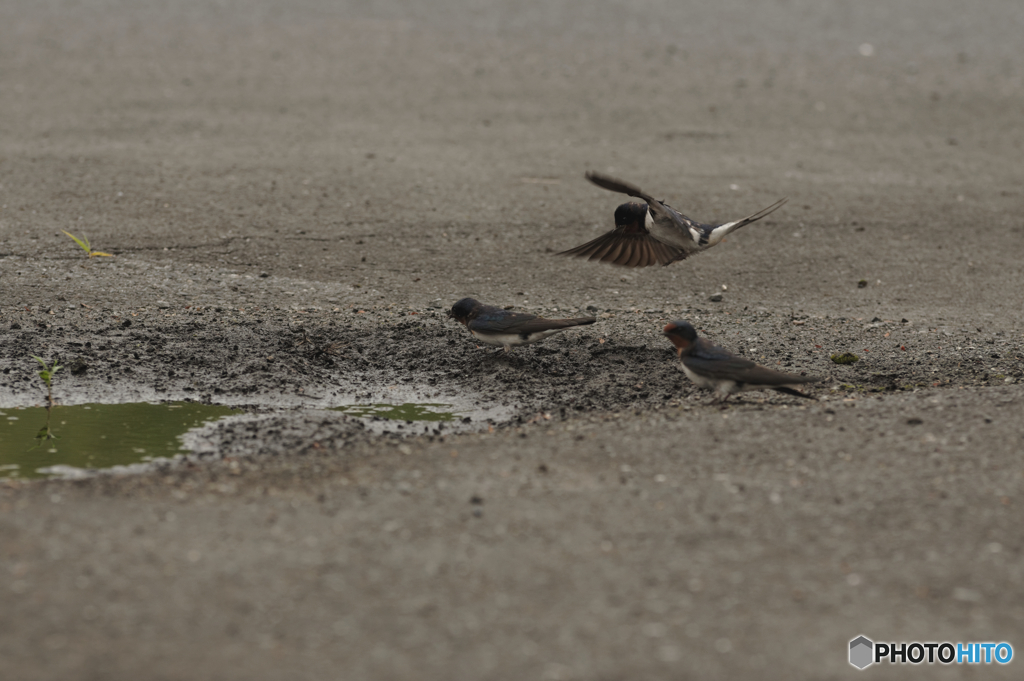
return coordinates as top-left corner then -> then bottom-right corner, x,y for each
448,298 -> 597,353
558,171 -> 787,267
663,320 -> 818,402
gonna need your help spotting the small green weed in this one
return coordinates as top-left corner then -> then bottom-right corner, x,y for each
62,230 -> 114,258
31,356 -> 62,446
33,356 -> 61,408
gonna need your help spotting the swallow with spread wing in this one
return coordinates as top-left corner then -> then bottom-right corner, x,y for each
558,171 -> 787,267
663,320 -> 818,402
448,298 -> 597,353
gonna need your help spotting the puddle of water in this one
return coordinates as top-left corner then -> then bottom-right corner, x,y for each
332,402 -> 460,422
326,393 -> 516,435
0,402 -> 240,479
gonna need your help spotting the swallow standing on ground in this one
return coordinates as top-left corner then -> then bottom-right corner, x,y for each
662,321 -> 818,402
558,171 -> 787,267
448,298 -> 597,353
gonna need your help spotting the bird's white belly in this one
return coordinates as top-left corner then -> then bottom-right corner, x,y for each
680,362 -> 739,394
472,330 -> 559,347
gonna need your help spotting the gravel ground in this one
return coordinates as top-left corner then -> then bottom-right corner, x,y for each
2,1 -> 1024,679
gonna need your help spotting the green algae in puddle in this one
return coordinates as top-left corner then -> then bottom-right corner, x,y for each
0,402 -> 241,479
333,403 -> 458,422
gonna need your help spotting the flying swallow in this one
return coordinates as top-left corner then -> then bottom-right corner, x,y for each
448,298 -> 597,353
663,320 -> 818,401
558,171 -> 787,267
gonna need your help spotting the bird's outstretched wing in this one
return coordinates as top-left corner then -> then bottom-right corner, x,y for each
558,171 -> 686,266
585,171 -> 659,205
586,171 -> 703,252
556,227 -> 684,267
586,171 -> 682,228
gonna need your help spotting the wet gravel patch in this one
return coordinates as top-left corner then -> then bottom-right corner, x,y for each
3,288 -> 1023,481
3,268 -> 1021,421
184,411 -> 374,460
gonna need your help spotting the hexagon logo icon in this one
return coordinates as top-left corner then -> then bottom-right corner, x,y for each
849,635 -> 874,669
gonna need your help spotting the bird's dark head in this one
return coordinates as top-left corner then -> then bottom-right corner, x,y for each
613,202 -> 649,232
448,298 -> 481,325
663,320 -> 698,357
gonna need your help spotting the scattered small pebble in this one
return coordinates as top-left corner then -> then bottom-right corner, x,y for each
831,353 -> 860,365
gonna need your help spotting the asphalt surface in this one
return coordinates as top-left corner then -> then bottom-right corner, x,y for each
2,1 -> 1024,679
